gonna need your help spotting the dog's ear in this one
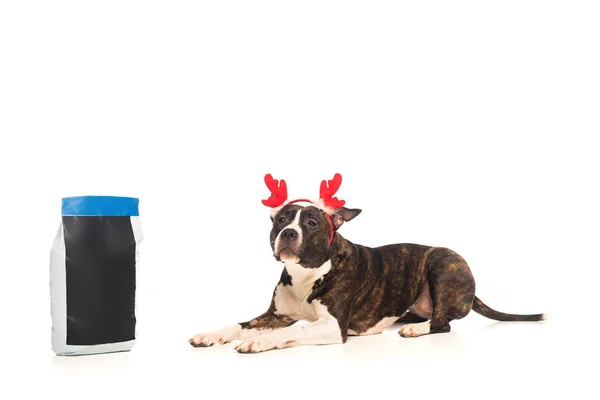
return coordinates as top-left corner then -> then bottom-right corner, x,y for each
332,207 -> 362,229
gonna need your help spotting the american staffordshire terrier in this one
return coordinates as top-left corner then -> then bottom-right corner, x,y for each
189,174 -> 545,353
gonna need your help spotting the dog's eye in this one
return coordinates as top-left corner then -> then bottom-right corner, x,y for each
278,216 -> 286,223
308,220 -> 317,227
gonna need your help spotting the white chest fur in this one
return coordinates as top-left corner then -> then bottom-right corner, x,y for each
273,260 -> 332,322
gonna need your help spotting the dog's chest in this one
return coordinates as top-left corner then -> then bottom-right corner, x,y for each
273,260 -> 331,322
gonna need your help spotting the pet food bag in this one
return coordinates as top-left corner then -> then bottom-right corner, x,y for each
50,196 -> 143,356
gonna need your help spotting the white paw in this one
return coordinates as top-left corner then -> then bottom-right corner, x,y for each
235,336 -> 272,353
399,321 -> 431,338
235,336 -> 294,354
189,332 -> 231,347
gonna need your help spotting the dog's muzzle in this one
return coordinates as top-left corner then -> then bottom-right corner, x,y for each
275,228 -> 302,262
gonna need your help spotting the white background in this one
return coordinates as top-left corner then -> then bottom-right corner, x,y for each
1,1 -> 598,399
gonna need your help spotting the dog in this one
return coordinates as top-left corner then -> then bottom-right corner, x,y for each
189,174 -> 545,353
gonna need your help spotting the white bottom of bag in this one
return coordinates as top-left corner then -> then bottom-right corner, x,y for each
53,339 -> 136,357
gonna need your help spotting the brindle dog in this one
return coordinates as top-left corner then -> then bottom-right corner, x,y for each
190,204 -> 544,353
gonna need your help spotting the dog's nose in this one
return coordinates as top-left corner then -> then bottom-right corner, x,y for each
281,229 -> 298,241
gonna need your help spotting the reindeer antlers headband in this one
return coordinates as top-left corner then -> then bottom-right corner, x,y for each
262,173 -> 346,243
262,173 -> 346,211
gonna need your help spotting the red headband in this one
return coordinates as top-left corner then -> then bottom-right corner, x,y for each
262,174 -> 346,244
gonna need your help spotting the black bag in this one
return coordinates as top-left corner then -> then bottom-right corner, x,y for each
50,196 -> 143,356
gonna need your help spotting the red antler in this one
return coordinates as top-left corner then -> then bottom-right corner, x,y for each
319,173 -> 346,209
262,174 -> 288,207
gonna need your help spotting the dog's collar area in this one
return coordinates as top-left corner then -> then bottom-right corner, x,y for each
286,199 -> 335,244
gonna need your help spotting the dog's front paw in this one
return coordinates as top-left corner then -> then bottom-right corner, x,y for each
235,336 -> 296,353
189,332 -> 231,347
235,337 -> 271,353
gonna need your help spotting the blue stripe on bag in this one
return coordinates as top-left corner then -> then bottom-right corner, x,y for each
62,196 -> 140,216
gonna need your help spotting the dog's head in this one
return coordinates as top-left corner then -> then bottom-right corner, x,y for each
262,174 -> 361,268
269,204 -> 361,267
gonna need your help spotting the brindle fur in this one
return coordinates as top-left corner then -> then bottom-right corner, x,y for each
239,309 -> 295,331
234,204 -> 543,343
306,238 -> 477,339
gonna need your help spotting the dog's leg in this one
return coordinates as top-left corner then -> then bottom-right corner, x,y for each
235,301 -> 342,353
428,249 -> 475,335
399,248 -> 476,338
189,311 -> 296,347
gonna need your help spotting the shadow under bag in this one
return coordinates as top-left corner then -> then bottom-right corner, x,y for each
50,196 -> 143,356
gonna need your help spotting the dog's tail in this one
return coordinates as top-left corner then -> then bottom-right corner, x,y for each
472,296 -> 546,322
